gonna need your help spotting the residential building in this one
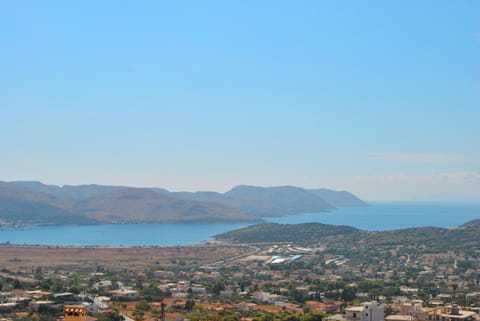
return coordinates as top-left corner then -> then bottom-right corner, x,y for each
346,301 -> 384,321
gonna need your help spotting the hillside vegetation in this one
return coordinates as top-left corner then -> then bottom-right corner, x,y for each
462,218 -> 480,227
215,222 -> 480,253
216,222 -> 360,243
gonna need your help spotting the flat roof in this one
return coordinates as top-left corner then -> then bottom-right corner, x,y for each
346,307 -> 365,312
385,315 -> 412,321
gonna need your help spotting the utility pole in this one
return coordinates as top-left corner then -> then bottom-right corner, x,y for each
161,298 -> 165,321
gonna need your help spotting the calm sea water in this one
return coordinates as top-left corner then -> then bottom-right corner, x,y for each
265,202 -> 480,231
0,202 -> 478,246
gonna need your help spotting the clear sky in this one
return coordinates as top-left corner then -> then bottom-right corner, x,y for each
1,1 -> 479,201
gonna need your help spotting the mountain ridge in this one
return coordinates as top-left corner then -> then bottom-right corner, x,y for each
75,188 -> 258,223
0,180 -> 367,226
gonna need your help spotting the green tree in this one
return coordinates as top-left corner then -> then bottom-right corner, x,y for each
301,313 -> 325,321
185,299 -> 195,311
210,280 -> 226,295
135,300 -> 151,312
341,286 -> 356,302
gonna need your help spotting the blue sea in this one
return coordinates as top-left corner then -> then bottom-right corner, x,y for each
0,202 -> 478,246
265,202 -> 480,230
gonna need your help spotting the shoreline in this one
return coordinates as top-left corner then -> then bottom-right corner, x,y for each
0,202 -> 478,246
0,240 -> 230,249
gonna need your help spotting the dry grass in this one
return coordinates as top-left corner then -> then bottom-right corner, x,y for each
0,244 -> 250,272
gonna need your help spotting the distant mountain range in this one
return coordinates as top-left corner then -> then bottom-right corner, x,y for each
0,180 -> 367,226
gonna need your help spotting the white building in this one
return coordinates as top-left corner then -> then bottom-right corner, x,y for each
254,292 -> 288,304
93,280 -> 112,291
189,287 -> 207,294
154,270 -> 175,280
106,289 -> 139,301
346,301 -> 384,321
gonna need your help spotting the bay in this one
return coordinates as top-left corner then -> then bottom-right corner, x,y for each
0,202 -> 478,246
0,223 -> 250,246
264,202 -> 480,231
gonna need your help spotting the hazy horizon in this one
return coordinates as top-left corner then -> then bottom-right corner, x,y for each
1,1 -> 479,202
4,179 -> 480,203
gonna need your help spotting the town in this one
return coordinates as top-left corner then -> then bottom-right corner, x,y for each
0,237 -> 479,321
3,1 -> 479,321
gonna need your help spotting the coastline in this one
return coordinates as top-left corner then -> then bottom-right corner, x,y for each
0,202 -> 478,246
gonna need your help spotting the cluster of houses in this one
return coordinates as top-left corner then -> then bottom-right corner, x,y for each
1,272 -> 480,321
383,301 -> 477,321
1,239 -> 479,321
0,289 -> 114,316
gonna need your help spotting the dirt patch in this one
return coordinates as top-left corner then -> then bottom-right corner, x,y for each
0,244 -> 250,273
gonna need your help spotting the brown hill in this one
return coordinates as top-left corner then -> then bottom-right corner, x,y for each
76,188 -> 258,223
0,182 -> 96,225
223,185 -> 335,216
1,181 -> 367,226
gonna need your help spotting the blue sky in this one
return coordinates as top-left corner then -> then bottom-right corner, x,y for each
1,1 -> 479,201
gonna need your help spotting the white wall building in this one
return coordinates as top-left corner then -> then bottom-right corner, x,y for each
346,301 -> 384,321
